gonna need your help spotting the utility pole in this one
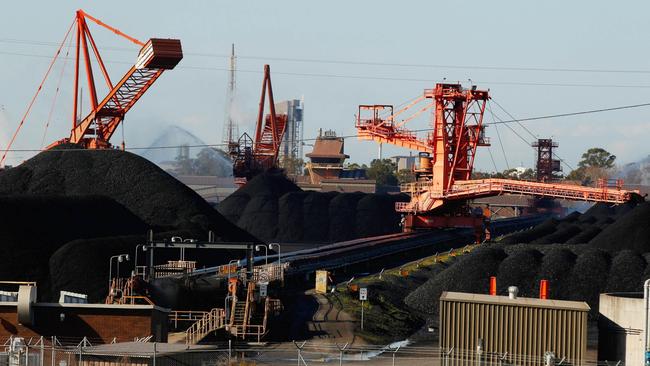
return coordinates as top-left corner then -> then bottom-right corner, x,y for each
223,43 -> 239,153
359,288 -> 367,330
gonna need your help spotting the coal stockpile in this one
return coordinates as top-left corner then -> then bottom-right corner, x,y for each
277,192 -> 308,242
404,247 -> 507,314
0,147 -> 254,241
496,248 -> 543,297
564,226 -> 602,244
534,248 -> 577,299
565,249 -> 611,310
402,243 -> 650,318
589,202 -> 650,252
0,148 -> 257,301
219,170 -> 300,242
0,195 -> 147,300
497,197 -> 647,250
48,235 -> 145,303
237,194 -> 280,241
328,193 -> 365,242
219,171 -> 409,243
355,194 -> 408,238
530,223 -> 582,244
499,218 -> 559,244
302,192 -> 336,242
604,250 -> 646,293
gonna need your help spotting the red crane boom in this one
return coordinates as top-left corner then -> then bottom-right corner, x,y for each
47,10 -> 183,150
231,65 -> 288,183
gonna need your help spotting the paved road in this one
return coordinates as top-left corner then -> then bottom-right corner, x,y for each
304,289 -> 361,347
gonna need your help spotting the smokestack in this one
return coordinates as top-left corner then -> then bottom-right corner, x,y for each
540,279 -> 549,299
508,286 -> 518,300
489,276 -> 497,296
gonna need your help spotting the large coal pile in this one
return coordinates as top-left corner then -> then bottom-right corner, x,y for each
0,147 -> 253,240
495,248 -> 543,297
497,198 -> 647,250
0,147 -> 257,301
0,196 -> 147,300
405,247 -> 507,314
218,171 -> 409,243
534,248 -> 576,299
589,202 -> 650,252
405,244 -> 650,318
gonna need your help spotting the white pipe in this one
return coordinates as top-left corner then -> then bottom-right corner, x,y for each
643,279 -> 650,365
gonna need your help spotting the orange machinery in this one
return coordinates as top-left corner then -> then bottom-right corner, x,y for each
230,65 -> 288,183
1,10 -> 182,165
356,83 -> 638,237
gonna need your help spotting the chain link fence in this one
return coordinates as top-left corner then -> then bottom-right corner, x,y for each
0,337 -> 625,366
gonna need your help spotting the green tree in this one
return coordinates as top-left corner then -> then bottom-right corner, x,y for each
566,147 -> 616,184
577,148 -> 616,169
280,156 -> 305,175
345,162 -> 368,170
396,168 -> 416,184
519,168 -> 536,180
193,148 -> 219,175
366,159 -> 398,186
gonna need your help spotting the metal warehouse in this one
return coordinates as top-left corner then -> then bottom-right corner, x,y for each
439,291 -> 589,365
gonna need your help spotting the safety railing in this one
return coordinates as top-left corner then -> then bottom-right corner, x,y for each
184,308 -> 226,345
169,310 -> 209,329
250,262 -> 289,283
150,260 -> 197,279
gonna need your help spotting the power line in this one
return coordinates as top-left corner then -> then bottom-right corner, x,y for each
5,50 -> 650,90
4,37 -> 650,75
4,100 -> 650,155
487,104 -> 510,170
489,99 -> 575,172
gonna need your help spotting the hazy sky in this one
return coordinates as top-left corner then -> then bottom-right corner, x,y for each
1,1 -> 650,172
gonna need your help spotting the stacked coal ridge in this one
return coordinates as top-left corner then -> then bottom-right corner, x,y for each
405,196 -> 650,318
218,170 -> 409,243
0,146 -> 256,301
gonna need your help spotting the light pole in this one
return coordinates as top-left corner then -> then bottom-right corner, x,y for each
255,245 -> 268,265
134,244 -> 147,277
227,259 -> 240,279
109,254 -> 130,289
268,243 -> 281,265
117,254 -> 130,281
224,294 -> 233,327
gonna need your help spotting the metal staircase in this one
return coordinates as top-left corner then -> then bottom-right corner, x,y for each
184,308 -> 226,345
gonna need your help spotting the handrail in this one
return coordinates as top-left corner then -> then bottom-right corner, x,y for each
397,178 -> 639,213
185,308 -> 225,345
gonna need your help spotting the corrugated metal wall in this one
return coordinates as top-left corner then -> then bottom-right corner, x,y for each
440,297 -> 588,365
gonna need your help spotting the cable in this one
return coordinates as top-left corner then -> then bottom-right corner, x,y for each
5,50 -> 650,90
0,17 -> 76,167
490,99 -> 575,172
487,104 -> 510,170
4,37 -> 650,75
3,101 -> 650,157
487,147 -> 498,173
488,105 -> 535,154
40,33 -> 74,149
491,99 -> 538,140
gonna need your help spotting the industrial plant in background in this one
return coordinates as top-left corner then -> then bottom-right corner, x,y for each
295,129 -> 376,193
533,138 -> 562,182
228,65 -> 288,184
276,99 -> 304,175
221,45 -> 304,182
